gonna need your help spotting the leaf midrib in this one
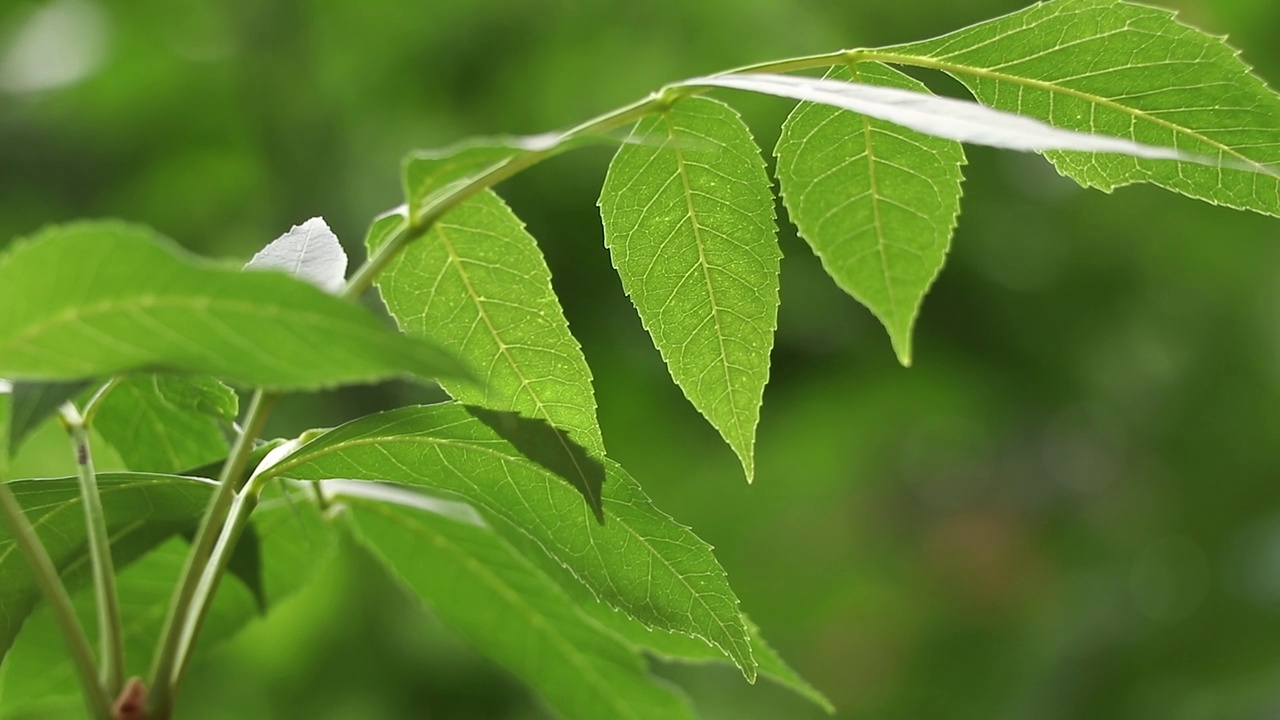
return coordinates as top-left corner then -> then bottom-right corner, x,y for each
659,110 -> 748,461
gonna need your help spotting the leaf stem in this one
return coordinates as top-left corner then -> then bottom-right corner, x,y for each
0,478 -> 112,720
59,402 -> 124,696
341,92 -> 671,300
146,388 -> 277,718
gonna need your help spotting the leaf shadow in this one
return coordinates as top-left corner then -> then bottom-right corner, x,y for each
464,406 -> 605,524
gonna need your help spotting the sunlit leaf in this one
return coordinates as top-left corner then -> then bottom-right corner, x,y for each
880,0 -> 1280,216
599,96 -> 779,482
774,63 -> 966,366
0,222 -> 469,389
93,374 -> 238,474
371,192 -> 606,519
245,217 -> 348,294
261,403 -> 757,680
335,488 -> 698,720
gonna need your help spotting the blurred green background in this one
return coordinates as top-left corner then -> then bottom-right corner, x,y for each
4,0 -> 1280,717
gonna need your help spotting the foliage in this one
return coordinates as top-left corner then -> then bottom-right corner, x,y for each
0,1 -> 1278,718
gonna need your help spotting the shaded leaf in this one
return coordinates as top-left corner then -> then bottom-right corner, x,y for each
93,374 -> 239,474
7,380 -> 87,458
0,474 -> 216,662
371,191 -> 605,519
774,63 -> 966,366
599,96 -> 780,482
880,0 -> 1280,216
245,217 -> 348,294
0,222 -> 469,389
262,403 -> 757,680
0,538 -> 257,717
336,490 -> 699,720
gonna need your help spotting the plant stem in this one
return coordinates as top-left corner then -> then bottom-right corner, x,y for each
59,403 -> 124,696
146,388 -> 277,718
171,482 -> 259,687
0,478 -> 112,720
341,92 -> 670,301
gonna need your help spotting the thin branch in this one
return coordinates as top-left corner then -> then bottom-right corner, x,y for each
146,389 -> 277,718
59,403 -> 125,696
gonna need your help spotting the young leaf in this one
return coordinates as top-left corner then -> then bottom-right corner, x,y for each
245,217 -> 348,294
0,537 -> 257,716
599,96 -> 780,482
6,380 -> 89,457
0,474 -> 217,662
774,63 -> 966,366
261,403 -> 758,680
370,191 -> 606,518
335,495 -> 698,720
879,0 -> 1280,216
0,222 -> 469,389
92,374 -> 239,474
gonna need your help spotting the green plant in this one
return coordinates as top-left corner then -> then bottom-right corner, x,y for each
1,0 -> 1277,717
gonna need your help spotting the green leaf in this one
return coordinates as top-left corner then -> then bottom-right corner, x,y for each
93,374 -> 238,474
370,191 -> 606,518
0,222 -> 469,389
0,474 -> 214,662
0,537 -> 257,717
774,63 -> 966,366
879,0 -> 1280,216
335,490 -> 698,720
598,96 -> 780,482
495,511 -> 833,712
263,403 -> 757,680
7,381 -> 88,458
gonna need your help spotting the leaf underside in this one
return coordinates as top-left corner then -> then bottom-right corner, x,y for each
599,96 -> 780,482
